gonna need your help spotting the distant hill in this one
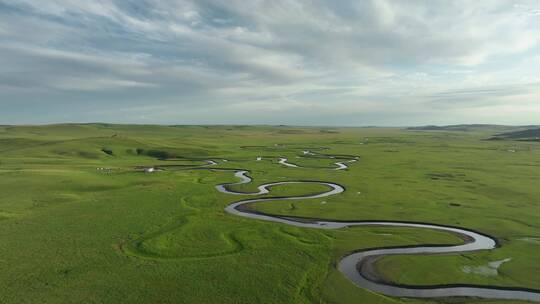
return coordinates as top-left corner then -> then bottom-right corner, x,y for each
406,124 -> 525,133
489,128 -> 540,142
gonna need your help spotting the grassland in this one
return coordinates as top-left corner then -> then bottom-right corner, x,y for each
0,124 -> 539,303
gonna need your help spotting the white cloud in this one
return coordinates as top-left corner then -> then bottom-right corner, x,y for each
1,0 -> 540,125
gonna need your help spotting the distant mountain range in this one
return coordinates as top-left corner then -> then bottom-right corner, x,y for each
489,128 -> 540,142
407,124 -> 540,141
406,124 -> 503,131
407,124 -> 539,132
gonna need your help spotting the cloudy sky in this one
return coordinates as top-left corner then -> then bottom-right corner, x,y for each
1,0 -> 540,126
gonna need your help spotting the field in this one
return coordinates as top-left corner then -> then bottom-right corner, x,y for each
1,124 -> 539,304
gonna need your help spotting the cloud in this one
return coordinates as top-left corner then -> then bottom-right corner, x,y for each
1,0 -> 540,125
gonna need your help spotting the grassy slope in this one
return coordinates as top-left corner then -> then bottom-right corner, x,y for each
0,124 -> 538,304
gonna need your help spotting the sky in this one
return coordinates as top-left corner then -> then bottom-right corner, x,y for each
1,0 -> 540,126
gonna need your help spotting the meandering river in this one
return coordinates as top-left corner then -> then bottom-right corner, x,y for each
214,154 -> 540,302
148,150 -> 540,302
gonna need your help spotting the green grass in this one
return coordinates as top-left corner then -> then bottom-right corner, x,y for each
0,124 -> 539,303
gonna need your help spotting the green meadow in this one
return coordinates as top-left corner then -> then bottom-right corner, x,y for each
0,124 -> 539,303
